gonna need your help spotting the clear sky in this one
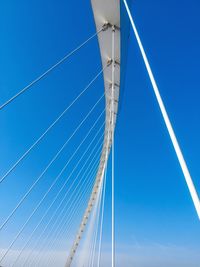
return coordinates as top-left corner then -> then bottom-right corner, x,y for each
0,0 -> 200,267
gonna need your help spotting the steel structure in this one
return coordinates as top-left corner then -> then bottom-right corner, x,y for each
65,0 -> 121,266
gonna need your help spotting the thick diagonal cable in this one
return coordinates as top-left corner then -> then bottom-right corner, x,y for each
40,161 -> 99,267
12,121 -> 104,267
0,93 -> 104,233
0,64 -> 107,185
21,138 -> 103,267
0,98 -> 104,265
0,28 -> 105,111
26,148 -> 101,267
123,0 -> 200,219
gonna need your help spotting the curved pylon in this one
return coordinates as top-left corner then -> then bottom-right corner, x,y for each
65,0 -> 121,266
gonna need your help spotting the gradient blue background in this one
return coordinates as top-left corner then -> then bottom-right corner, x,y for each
0,0 -> 200,266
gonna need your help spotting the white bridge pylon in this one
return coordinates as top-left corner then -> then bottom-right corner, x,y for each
65,0 -> 121,266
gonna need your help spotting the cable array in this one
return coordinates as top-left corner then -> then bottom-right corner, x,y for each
0,24 -> 111,267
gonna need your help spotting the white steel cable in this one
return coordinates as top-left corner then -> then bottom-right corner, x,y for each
123,0 -> 200,219
23,163 -> 98,267
30,143 -> 103,264
39,137 -> 103,239
0,96 -> 104,264
65,60 -> 115,267
86,180 -> 102,267
111,25 -> 115,267
25,161 -> 96,267
97,165 -> 107,267
31,160 -> 100,267
21,137 -> 103,266
46,184 -> 95,267
47,182 -> 95,267
82,200 -> 98,267
88,225 -> 97,267
0,64 -> 107,185
90,179 -> 103,267
0,28 -> 104,111
3,143 -> 103,267
75,170 -> 102,267
12,160 -> 98,267
0,94 -> 104,232
33,166 -> 97,267
11,121 -> 105,267
45,172 -> 96,267
21,140 -> 103,267
44,163 -> 99,267
19,142 -> 102,267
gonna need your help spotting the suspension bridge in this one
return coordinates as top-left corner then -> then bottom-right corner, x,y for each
0,0 -> 200,266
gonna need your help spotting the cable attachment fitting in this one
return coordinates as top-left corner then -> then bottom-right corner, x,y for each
102,22 -> 120,32
115,60 -> 120,66
109,83 -> 120,89
102,22 -> 110,31
107,59 -> 113,67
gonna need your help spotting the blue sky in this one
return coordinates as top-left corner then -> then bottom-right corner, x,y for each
0,0 -> 200,266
